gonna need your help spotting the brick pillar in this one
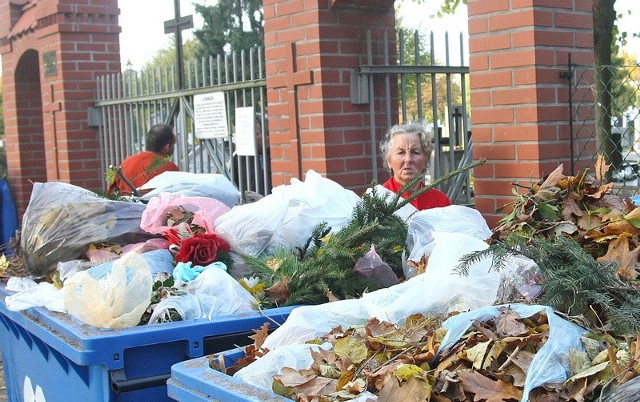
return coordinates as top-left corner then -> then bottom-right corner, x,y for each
0,0 -> 121,217
467,0 -> 594,228
263,0 -> 396,192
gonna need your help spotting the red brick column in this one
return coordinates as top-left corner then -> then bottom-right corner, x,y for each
467,0 -> 594,227
263,0 -> 396,192
0,0 -> 121,217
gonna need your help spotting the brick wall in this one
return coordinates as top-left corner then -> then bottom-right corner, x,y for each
0,0 -> 598,225
467,0 -> 594,227
263,0 -> 395,193
0,0 -> 121,217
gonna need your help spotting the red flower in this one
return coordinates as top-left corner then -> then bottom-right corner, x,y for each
164,223 -> 193,246
174,233 -> 230,266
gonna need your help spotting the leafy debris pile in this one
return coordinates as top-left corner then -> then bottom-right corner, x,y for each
457,158 -> 640,337
212,307 -> 640,401
493,158 -> 640,280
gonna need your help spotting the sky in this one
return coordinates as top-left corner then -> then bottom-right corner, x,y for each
120,0 -> 640,71
118,0 -> 473,70
616,0 -> 640,58
119,0 -> 201,70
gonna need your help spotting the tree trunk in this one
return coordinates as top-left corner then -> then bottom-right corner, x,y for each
593,0 -> 619,175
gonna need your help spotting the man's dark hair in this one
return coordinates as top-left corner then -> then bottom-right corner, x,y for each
145,124 -> 175,153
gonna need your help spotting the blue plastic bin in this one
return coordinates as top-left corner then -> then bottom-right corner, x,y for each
168,351 -> 290,402
0,179 -> 18,255
0,284 -> 295,402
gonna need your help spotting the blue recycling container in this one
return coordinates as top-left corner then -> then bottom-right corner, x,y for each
0,284 -> 295,402
168,351 -> 290,402
0,179 -> 18,255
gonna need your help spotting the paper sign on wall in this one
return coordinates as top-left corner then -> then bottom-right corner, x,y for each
194,92 -> 228,139
235,107 -> 256,156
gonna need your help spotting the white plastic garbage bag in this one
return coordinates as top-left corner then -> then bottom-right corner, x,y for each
139,171 -> 240,207
5,282 -> 66,313
271,170 -> 361,250
187,266 -> 257,317
403,206 -> 492,279
214,194 -> 291,256
149,264 -> 257,323
215,170 -> 360,257
262,299 -> 369,351
263,232 -> 500,350
243,303 -> 588,401
410,205 -> 492,240
6,277 -> 38,292
234,342 -> 333,391
362,232 -> 499,323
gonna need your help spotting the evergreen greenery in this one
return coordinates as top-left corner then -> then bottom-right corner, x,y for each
247,188 -> 409,306
247,159 -> 486,306
193,0 -> 264,58
457,231 -> 640,337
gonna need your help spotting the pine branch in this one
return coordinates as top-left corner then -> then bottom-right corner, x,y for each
396,158 -> 486,211
248,158 -> 486,306
294,222 -> 331,260
461,232 -> 640,336
455,231 -> 531,276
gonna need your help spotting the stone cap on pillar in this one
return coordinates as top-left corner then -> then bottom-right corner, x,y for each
7,1 -> 36,40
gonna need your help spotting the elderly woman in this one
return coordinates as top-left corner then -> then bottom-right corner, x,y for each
380,122 -> 452,210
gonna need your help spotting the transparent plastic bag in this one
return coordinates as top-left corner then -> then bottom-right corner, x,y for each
403,216 -> 436,279
139,171 -> 240,207
438,304 -> 587,402
63,252 -> 153,328
495,254 -> 543,303
354,244 -> 399,287
140,192 -> 230,235
20,182 -> 154,277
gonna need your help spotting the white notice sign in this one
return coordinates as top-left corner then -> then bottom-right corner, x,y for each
194,92 -> 228,139
235,107 -> 256,156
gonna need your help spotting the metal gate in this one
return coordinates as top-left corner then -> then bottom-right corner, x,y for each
357,28 -> 472,205
94,28 -> 472,203
93,47 -> 270,199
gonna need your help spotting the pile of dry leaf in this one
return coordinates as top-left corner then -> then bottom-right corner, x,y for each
493,156 -> 640,281
207,157 -> 640,401
212,307 -> 640,401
